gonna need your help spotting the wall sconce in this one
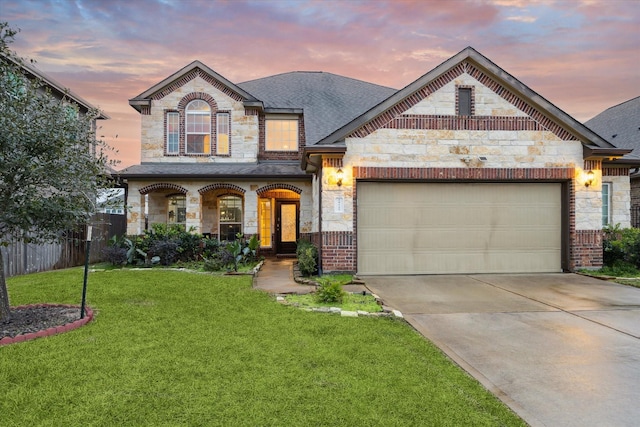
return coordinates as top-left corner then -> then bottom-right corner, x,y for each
584,170 -> 595,187
336,168 -> 344,187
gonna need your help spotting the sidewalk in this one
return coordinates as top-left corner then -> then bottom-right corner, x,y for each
253,258 -> 315,294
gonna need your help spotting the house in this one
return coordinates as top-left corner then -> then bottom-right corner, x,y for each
585,96 -> 640,227
119,47 -> 634,275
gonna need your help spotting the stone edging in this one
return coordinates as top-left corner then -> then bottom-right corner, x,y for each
0,304 -> 94,347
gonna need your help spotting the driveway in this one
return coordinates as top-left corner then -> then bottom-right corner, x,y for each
363,273 -> 640,427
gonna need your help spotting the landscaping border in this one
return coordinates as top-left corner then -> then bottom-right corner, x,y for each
0,304 -> 94,346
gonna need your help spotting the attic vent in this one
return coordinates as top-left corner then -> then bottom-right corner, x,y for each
612,134 -> 618,138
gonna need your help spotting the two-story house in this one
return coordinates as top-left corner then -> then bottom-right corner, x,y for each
119,47 -> 633,275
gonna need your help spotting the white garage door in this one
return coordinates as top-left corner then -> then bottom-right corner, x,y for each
357,182 -> 562,275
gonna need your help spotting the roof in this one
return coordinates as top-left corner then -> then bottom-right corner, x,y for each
313,47 -> 626,155
1,53 -> 109,119
585,96 -> 640,160
237,72 -> 396,145
117,161 -> 310,180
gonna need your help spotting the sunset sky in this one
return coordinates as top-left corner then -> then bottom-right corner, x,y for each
2,0 -> 639,169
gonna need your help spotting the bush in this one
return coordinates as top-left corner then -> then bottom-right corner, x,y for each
149,239 -> 180,266
102,245 -> 127,266
603,224 -> 640,267
296,239 -> 318,276
203,256 -> 226,272
315,281 -> 345,304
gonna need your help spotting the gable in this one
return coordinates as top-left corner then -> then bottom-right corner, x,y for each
349,61 -> 577,141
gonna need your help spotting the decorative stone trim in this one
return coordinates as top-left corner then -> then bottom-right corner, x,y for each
151,68 -> 245,102
139,183 -> 188,195
256,183 -> 303,196
603,167 -> 630,176
584,159 -> 601,171
323,158 -> 343,168
353,166 -> 573,180
198,183 -> 246,195
0,304 -> 94,346
385,115 -> 542,131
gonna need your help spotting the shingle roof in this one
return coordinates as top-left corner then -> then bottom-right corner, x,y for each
237,72 -> 396,145
585,96 -> 640,159
118,161 -> 310,179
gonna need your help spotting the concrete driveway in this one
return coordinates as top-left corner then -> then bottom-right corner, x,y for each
363,274 -> 640,427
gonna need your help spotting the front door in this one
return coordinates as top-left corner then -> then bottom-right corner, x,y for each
275,201 -> 299,254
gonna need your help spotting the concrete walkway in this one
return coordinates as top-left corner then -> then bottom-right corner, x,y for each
253,258 -> 314,294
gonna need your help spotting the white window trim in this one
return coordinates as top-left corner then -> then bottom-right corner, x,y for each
166,111 -> 179,154
602,182 -> 612,226
185,100 -> 211,154
265,114 -> 299,152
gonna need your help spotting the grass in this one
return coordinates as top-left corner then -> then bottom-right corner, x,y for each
285,292 -> 382,312
1,268 -> 525,426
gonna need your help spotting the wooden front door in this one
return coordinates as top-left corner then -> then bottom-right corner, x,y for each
275,201 -> 299,255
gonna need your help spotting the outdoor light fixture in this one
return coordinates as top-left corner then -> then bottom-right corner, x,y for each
584,170 -> 595,187
336,168 -> 344,187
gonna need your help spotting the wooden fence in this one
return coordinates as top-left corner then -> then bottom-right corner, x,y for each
1,213 -> 127,278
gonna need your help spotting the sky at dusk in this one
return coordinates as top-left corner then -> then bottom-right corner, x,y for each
2,0 -> 639,169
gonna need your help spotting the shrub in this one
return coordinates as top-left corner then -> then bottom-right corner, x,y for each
102,245 -> 127,266
149,239 -> 180,266
296,239 -> 318,276
203,256 -> 226,272
315,281 -> 345,304
603,224 -> 640,267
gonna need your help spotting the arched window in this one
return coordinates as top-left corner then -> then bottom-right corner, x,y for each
186,100 -> 211,154
219,195 -> 242,241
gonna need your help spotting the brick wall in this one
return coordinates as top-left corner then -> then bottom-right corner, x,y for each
571,230 -> 603,269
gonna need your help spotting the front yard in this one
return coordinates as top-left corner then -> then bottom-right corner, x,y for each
1,268 -> 525,426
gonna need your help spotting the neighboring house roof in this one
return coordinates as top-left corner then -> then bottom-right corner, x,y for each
313,47 -> 627,159
585,96 -> 640,162
1,53 -> 109,119
237,72 -> 396,145
118,162 -> 309,180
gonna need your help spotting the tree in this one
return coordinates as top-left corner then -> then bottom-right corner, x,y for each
0,23 -> 117,322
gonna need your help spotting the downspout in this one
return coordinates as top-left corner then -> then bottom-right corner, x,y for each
305,153 -> 323,276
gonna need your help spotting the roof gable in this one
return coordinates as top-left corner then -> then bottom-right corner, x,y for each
129,60 -> 259,112
316,47 -> 620,151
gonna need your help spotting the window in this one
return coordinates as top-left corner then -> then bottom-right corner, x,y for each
458,87 -> 472,116
168,195 -> 186,225
186,100 -> 211,154
166,112 -> 179,154
259,198 -> 272,247
602,182 -> 611,226
266,117 -> 298,151
217,112 -> 230,155
219,195 -> 242,241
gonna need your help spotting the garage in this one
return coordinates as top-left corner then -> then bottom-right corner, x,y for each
357,182 -> 562,275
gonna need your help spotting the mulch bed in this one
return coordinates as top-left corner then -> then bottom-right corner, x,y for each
1,306 -> 82,339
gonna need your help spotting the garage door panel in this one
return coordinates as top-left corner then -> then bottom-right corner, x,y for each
357,182 -> 562,275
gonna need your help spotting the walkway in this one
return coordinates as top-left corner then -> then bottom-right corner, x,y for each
253,258 -> 314,294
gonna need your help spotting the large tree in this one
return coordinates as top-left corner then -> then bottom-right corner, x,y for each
0,23 -> 116,322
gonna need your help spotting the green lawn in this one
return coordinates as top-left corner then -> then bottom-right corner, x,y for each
1,268 -> 525,426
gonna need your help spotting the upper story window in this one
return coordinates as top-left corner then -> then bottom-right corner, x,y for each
166,112 -> 179,154
217,112 -> 230,155
186,100 -> 211,154
457,87 -> 473,116
266,116 -> 298,151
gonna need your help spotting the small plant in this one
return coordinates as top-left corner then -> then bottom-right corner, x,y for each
296,239 -> 318,276
203,256 -> 226,272
149,239 -> 180,266
315,281 -> 345,304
